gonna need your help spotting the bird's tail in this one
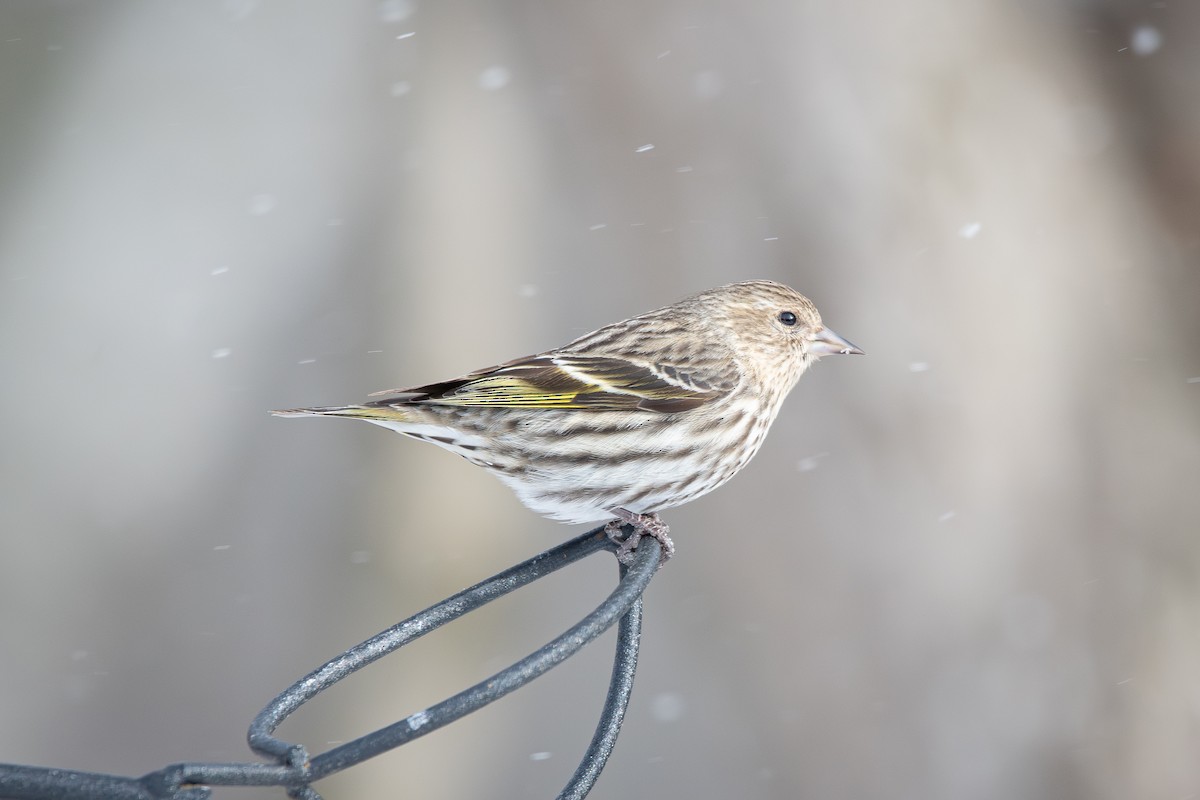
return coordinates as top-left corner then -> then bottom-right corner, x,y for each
271,404 -> 483,456
269,405 -> 412,422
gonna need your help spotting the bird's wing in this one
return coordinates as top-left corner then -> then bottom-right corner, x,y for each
366,354 -> 737,413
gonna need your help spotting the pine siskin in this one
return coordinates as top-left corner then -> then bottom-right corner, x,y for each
273,280 -> 862,562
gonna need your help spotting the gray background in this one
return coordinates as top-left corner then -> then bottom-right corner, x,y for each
2,1 -> 1199,798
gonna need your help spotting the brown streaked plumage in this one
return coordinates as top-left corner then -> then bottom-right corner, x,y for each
273,280 -> 862,562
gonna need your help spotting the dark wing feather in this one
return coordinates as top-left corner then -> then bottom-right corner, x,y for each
365,354 -> 734,412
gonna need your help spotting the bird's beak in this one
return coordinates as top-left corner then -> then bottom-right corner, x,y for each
809,326 -> 864,357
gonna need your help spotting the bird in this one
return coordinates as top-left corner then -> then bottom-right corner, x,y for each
272,280 -> 862,563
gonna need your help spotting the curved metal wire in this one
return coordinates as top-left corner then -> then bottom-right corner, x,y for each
0,524 -> 660,800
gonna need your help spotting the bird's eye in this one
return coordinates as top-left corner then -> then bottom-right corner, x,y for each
778,311 -> 798,327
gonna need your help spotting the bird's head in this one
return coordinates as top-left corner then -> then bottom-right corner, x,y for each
697,280 -> 863,390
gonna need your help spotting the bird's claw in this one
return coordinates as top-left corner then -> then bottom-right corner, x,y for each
605,510 -> 674,567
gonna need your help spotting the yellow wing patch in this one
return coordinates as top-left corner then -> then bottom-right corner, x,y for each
433,373 -> 589,407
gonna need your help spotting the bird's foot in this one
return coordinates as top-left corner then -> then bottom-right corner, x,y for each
605,508 -> 674,567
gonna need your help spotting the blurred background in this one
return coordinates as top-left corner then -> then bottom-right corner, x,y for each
2,1 -> 1198,798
